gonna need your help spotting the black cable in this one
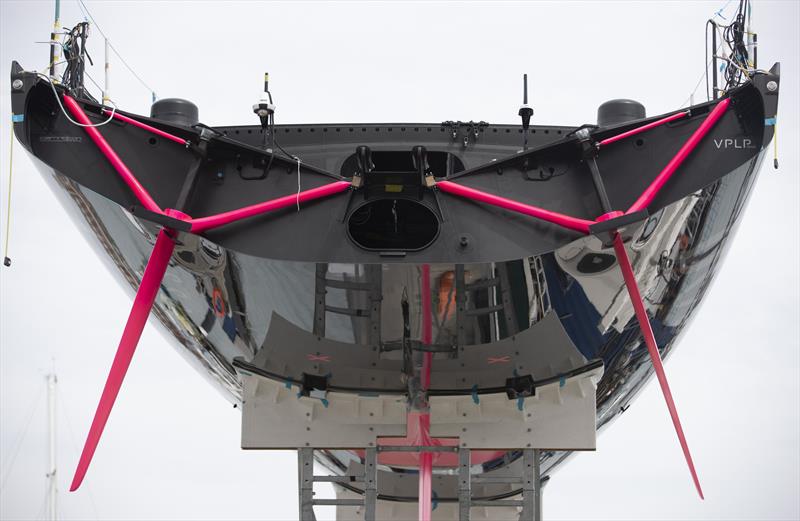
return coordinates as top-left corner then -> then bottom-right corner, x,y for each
231,358 -> 603,397
60,22 -> 99,102
706,0 -> 752,95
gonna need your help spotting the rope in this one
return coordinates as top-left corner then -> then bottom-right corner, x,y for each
3,119 -> 14,267
773,121 -> 779,169
296,157 -> 302,211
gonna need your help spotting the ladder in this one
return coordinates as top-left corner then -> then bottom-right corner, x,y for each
313,263 -> 383,347
455,262 -> 519,346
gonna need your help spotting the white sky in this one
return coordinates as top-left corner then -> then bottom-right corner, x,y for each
0,1 -> 798,520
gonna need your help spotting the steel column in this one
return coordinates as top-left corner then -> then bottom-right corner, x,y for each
299,448 -> 315,521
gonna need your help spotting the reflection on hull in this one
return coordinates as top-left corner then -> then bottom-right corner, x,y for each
33,146 -> 765,484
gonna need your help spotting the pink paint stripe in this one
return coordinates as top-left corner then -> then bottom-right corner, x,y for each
70,229 -> 175,491
628,99 -> 731,214
612,234 -> 704,499
103,109 -> 188,146
63,95 -> 162,214
599,111 -> 689,147
190,180 -> 351,233
437,180 -> 592,234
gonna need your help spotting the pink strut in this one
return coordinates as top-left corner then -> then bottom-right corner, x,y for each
628,98 -> 730,213
599,110 -> 689,147
437,180 -> 593,234
63,95 -> 163,214
190,181 -> 352,233
70,229 -> 176,491
103,109 -> 189,146
612,234 -> 704,499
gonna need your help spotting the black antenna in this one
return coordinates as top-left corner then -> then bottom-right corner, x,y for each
518,73 -> 534,150
523,73 -> 529,105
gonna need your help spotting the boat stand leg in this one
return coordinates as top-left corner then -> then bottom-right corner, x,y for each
458,448 -> 471,521
364,447 -> 378,521
533,449 -> 542,521
520,449 -> 542,521
299,448 -> 316,521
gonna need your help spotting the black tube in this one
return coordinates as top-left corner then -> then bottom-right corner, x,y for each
231,358 -> 603,397
753,33 -> 758,69
523,73 -> 528,105
712,21 -> 718,99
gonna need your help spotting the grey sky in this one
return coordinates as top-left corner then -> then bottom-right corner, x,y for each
1,1 -> 798,520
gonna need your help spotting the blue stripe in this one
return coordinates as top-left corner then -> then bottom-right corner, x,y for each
11,114 -> 24,123
765,117 -> 777,126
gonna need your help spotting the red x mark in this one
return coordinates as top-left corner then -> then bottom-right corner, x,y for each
307,354 -> 332,362
487,356 -> 511,364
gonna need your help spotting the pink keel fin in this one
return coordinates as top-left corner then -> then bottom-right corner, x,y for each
612,234 -> 704,499
70,229 -> 176,491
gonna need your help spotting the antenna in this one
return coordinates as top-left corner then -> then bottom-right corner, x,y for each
253,72 -> 275,131
49,0 -> 63,79
518,73 -> 534,150
103,38 -> 110,105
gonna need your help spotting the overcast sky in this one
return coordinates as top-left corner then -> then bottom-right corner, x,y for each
1,1 -> 798,520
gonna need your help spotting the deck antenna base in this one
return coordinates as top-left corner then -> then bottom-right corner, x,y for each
518,73 -> 534,150
253,72 -> 276,131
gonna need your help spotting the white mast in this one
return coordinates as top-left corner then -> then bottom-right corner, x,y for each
103,38 -> 110,105
46,373 -> 58,521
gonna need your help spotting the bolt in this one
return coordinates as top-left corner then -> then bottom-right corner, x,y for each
12,79 -> 23,91
459,236 -> 469,248
767,80 -> 778,92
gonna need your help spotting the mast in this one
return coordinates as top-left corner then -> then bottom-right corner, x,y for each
46,373 -> 58,521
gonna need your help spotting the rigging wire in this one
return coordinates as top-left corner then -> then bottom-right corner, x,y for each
75,0 -> 157,100
34,489 -> 49,521
0,385 -> 45,492
680,0 -> 747,108
57,386 -> 101,520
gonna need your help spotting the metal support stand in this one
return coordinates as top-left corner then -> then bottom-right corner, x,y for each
298,447 -> 378,521
456,448 -> 542,521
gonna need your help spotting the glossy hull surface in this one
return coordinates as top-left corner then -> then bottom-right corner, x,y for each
31,147 -> 765,482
